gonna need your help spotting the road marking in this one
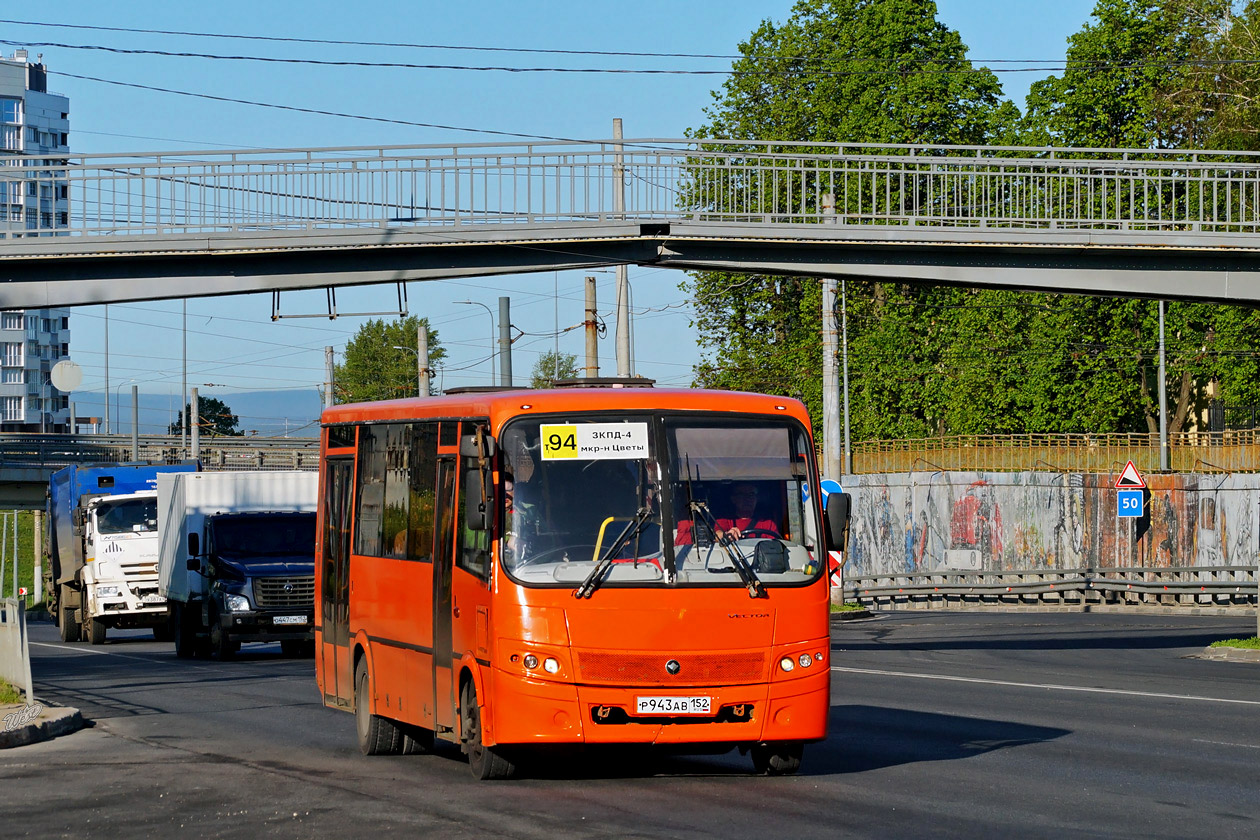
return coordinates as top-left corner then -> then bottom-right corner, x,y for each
831,665 -> 1260,707
30,642 -> 161,665
1193,738 -> 1260,750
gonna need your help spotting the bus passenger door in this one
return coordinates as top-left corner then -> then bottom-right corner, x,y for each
432,457 -> 458,734
320,457 -> 354,707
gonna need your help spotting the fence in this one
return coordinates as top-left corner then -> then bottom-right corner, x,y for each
850,431 -> 1260,475
6,140 -> 1260,239
0,599 -> 32,704
840,469 -> 1260,612
844,566 -> 1258,613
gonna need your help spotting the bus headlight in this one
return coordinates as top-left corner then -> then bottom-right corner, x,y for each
543,657 -> 560,674
798,653 -> 813,668
523,654 -> 539,670
224,593 -> 251,612
779,656 -> 795,672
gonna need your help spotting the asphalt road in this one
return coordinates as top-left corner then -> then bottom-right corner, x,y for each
3,611 -> 1258,839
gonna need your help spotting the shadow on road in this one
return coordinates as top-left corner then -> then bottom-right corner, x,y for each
804,704 -> 1070,776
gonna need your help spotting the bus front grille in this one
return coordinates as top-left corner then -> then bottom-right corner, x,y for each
575,651 -> 766,685
253,576 -> 315,608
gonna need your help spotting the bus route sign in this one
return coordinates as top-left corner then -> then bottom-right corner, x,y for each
540,422 -> 650,461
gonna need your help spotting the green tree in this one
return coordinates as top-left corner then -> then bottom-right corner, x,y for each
334,316 -> 447,404
687,0 -> 1018,438
169,395 -> 242,437
529,350 -> 580,388
1157,0 -> 1260,151
1021,0 -> 1225,148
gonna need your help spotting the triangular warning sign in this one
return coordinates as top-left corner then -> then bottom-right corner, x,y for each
1114,460 -> 1146,489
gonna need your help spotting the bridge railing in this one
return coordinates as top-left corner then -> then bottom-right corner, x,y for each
0,434 -> 319,471
5,140 -> 1260,240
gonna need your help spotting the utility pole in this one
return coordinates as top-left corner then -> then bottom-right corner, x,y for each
190,386 -> 200,460
842,278 -> 853,476
820,193 -> 841,478
130,385 -> 139,461
584,276 -> 600,378
418,324 -> 431,397
613,118 -> 632,377
1159,300 -> 1169,471
499,296 -> 513,388
324,346 -> 335,410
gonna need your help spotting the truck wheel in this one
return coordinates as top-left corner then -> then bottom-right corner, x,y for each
355,660 -> 405,755
87,617 -> 107,645
210,624 -> 236,661
58,585 -> 80,643
461,681 -> 516,780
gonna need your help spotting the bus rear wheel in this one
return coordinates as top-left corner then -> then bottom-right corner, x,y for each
461,681 -> 515,780
355,660 -> 406,756
750,742 -> 804,776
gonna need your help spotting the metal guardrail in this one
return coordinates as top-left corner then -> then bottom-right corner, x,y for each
5,140 -> 1260,240
850,431 -> 1260,474
0,434 -> 319,471
845,565 -> 1258,610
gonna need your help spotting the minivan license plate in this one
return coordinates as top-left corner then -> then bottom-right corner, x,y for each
635,696 -> 711,715
274,615 -> 306,625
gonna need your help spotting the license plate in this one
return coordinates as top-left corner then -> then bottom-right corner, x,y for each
142,594 -> 165,604
635,695 -> 711,715
273,615 -> 307,625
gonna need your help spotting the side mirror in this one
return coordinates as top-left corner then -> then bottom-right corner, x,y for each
187,533 -> 200,557
460,432 -> 497,458
464,469 -> 494,531
186,558 -> 200,572
824,492 -> 851,553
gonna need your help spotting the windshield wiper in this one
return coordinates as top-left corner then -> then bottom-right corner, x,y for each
573,507 -> 657,600
687,499 -> 766,599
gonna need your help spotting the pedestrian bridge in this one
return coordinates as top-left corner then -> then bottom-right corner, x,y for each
0,434 -> 318,508
4,139 -> 1260,308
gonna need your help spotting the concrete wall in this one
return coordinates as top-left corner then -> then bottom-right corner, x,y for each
843,472 -> 1260,577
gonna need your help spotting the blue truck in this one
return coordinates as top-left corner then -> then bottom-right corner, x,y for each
45,462 -> 199,644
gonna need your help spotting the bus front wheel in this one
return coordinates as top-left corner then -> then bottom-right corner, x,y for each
461,681 -> 515,780
751,742 -> 804,776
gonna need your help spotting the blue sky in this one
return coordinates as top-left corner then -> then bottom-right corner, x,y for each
2,0 -> 1098,433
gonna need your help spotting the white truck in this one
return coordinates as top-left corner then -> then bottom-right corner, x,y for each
157,470 -> 318,660
45,463 -> 199,644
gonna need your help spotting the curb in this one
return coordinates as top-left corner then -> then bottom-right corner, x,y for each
830,609 -> 873,621
0,704 -> 85,749
1196,646 -> 1260,664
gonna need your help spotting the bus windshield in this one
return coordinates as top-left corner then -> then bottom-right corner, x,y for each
499,414 -> 821,588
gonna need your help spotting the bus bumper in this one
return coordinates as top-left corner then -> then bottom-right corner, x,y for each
488,666 -> 829,747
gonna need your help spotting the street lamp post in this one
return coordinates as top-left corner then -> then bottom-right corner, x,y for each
114,379 -> 136,434
455,300 -> 496,387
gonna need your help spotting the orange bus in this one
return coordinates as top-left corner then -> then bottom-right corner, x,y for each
314,383 -> 850,779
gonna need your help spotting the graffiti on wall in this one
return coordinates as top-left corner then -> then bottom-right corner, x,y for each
842,471 -> 1260,577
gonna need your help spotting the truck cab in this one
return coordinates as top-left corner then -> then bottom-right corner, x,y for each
180,511 -> 317,659
79,491 -> 168,643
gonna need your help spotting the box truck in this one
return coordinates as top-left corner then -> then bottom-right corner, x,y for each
157,470 -> 318,659
45,463 -> 199,644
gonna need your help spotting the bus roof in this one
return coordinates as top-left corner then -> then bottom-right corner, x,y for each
321,387 -> 811,429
